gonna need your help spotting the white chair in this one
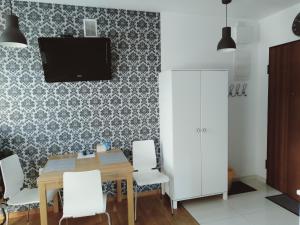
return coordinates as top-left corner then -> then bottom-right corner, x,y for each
0,154 -> 56,225
59,170 -> 111,225
132,140 -> 171,220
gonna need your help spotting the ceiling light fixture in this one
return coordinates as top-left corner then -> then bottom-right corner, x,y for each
217,0 -> 236,52
0,0 -> 27,48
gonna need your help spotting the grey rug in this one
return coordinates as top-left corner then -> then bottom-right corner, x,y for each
266,194 -> 299,216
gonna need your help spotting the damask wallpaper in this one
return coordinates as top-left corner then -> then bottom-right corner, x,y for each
0,0 -> 161,204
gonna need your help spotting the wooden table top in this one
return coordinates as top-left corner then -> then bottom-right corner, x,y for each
38,150 -> 133,185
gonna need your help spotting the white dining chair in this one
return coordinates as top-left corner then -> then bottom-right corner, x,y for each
0,154 -> 56,225
132,140 -> 171,220
59,170 -> 111,225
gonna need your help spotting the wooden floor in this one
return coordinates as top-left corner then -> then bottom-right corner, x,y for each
6,195 -> 199,225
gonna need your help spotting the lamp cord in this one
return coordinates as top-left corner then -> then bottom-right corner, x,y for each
9,0 -> 13,15
226,4 -> 228,27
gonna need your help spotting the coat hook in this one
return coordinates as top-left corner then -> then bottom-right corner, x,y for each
242,83 -> 247,97
236,83 -> 243,96
229,84 -> 235,97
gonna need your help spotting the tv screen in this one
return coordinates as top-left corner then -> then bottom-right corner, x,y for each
38,37 -> 112,82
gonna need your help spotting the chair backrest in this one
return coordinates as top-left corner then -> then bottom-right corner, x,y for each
132,140 -> 157,172
0,154 -> 24,199
63,170 -> 105,216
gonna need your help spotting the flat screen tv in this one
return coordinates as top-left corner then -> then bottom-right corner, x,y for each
38,37 -> 111,82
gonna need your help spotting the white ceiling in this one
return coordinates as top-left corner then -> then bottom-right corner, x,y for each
20,0 -> 300,19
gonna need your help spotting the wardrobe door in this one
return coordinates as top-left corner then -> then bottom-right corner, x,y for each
287,41 -> 300,201
267,44 -> 290,192
172,70 -> 202,199
201,71 -> 228,196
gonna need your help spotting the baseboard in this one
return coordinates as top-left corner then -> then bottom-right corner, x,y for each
0,190 -> 160,219
237,175 -> 267,183
255,175 -> 267,183
0,206 -> 55,219
107,189 -> 160,202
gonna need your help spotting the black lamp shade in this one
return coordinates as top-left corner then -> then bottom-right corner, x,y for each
217,27 -> 236,52
0,15 -> 27,48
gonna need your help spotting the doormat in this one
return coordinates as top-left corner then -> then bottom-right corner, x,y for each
229,181 -> 256,195
266,194 -> 299,216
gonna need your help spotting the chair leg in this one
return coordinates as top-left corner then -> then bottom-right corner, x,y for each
161,183 -> 165,199
134,185 -> 138,221
161,183 -> 165,195
58,216 -> 65,225
5,209 -> 9,225
58,189 -> 63,206
105,212 -> 111,225
1,207 -> 6,225
27,205 -> 30,223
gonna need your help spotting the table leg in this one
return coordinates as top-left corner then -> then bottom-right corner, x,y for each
117,180 -> 122,202
126,174 -> 134,225
38,183 -> 48,225
53,192 -> 59,213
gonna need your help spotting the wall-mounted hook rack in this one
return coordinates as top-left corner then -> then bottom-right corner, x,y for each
229,82 -> 248,97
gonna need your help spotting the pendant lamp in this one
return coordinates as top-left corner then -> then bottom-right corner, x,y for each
0,0 -> 27,48
217,0 -> 236,52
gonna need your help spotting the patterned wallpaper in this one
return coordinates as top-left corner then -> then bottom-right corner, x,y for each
0,0 -> 161,200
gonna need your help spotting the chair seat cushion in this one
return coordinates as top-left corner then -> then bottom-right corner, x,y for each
64,193 -> 107,218
7,188 -> 56,206
133,169 -> 169,186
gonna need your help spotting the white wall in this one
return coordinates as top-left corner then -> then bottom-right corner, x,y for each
161,12 -> 258,178
161,13 -> 233,72
254,3 -> 300,178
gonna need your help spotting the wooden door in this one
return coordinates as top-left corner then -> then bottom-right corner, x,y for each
267,40 -> 300,201
287,41 -> 300,201
172,70 -> 202,199
267,44 -> 290,192
201,71 -> 228,196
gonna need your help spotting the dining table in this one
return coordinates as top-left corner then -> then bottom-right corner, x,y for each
37,149 -> 134,225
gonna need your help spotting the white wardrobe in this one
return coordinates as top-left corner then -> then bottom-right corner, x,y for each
159,70 -> 228,209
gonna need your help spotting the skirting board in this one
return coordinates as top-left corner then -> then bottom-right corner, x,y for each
0,190 -> 160,219
233,175 -> 266,184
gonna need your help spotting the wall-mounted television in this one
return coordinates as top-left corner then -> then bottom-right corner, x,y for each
38,37 -> 111,82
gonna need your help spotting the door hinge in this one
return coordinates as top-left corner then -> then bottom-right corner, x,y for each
265,159 -> 268,169
267,65 -> 270,75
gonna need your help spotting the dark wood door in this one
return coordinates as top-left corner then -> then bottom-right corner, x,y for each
267,44 -> 290,192
267,40 -> 300,201
287,41 -> 300,201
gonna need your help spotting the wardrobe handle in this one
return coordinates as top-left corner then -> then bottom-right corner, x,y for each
202,128 -> 207,133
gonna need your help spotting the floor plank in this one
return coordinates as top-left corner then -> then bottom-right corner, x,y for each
7,195 -> 199,225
